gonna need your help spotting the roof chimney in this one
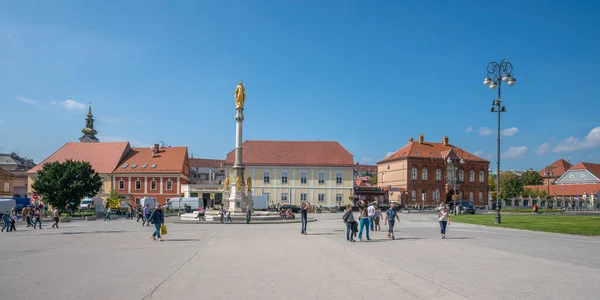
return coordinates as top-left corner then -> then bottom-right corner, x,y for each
442,136 -> 449,146
418,134 -> 424,144
408,137 -> 414,143
152,144 -> 160,157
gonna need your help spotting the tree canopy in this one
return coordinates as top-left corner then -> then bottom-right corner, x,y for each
519,170 -> 543,186
32,160 -> 103,210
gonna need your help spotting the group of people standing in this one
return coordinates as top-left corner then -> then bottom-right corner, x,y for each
2,205 -> 61,232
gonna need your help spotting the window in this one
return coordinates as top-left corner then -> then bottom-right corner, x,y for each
469,192 -> 474,201
300,172 -> 307,184
151,179 -> 157,190
459,169 -> 464,182
166,179 -> 173,190
435,189 -> 440,201
300,193 -> 307,201
411,190 -> 416,201
318,172 -> 325,184
479,171 -> 484,183
318,193 -> 325,202
151,164 -> 157,169
131,164 -> 138,168
281,193 -> 288,202
118,180 -> 125,190
263,170 -> 271,183
135,198 -> 141,205
336,172 -> 343,184
336,194 -> 343,203
135,179 -> 141,190
3,182 -> 9,192
142,164 -> 147,169
422,168 -> 428,180
469,170 -> 475,183
479,192 -> 484,203
411,168 -> 417,180
121,164 -> 128,168
436,169 -> 442,181
421,191 -> 426,201
281,171 -> 288,184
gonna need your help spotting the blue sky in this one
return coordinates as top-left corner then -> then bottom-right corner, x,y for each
1,0 -> 599,171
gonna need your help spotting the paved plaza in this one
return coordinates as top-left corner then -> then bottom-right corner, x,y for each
1,212 -> 599,300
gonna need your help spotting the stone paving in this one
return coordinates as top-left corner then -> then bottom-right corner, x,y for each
1,212 -> 599,300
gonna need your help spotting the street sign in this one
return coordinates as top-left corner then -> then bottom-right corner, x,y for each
32,194 -> 39,200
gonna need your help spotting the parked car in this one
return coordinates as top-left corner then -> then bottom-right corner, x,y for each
280,205 -> 301,213
459,201 -> 475,214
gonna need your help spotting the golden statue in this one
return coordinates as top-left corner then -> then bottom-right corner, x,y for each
234,81 -> 246,109
235,176 -> 242,191
247,177 -> 252,191
224,176 -> 230,191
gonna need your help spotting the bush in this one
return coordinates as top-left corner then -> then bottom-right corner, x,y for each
501,208 -> 565,213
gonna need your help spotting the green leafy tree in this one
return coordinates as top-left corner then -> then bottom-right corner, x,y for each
519,170 -> 543,186
488,174 -> 497,193
369,174 -> 378,185
32,160 -> 102,210
499,172 -> 524,198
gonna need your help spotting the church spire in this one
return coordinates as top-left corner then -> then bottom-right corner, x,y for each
79,104 -> 99,143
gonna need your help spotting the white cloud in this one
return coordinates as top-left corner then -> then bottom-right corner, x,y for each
552,126 -> 600,153
535,142 -> 551,155
359,157 -> 374,164
51,100 -> 57,105
16,96 -> 39,104
473,150 -> 493,161
62,99 -> 86,110
465,126 -> 474,133
502,146 -> 528,158
465,127 -> 493,136
501,127 -> 519,136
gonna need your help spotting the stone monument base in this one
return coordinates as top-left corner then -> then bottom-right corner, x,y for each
180,210 -> 282,222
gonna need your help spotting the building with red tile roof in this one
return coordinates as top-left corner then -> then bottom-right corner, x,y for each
189,158 -> 225,184
377,135 -> 489,208
538,158 -> 573,185
224,140 -> 355,207
26,142 -> 132,199
113,144 -> 190,205
354,163 -> 377,177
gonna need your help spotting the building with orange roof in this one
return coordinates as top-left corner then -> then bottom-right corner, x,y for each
26,141 -> 132,201
538,158 -> 573,185
113,144 -> 190,205
378,135 -> 489,208
224,140 -> 355,207
554,162 -> 600,185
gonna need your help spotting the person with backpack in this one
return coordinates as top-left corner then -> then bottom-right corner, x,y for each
385,203 -> 400,240
342,204 -> 356,242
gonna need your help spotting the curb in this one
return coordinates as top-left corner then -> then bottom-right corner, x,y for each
170,218 -> 317,225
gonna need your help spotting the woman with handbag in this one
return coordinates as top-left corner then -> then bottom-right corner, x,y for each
148,203 -> 165,241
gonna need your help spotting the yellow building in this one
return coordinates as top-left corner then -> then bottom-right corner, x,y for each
225,141 -> 355,207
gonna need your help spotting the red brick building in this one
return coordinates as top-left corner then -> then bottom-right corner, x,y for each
113,144 -> 190,205
377,135 -> 489,208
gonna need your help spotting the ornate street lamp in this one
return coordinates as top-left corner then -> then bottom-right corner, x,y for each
447,156 -> 465,216
484,59 -> 516,224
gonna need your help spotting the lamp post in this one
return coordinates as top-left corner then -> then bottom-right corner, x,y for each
483,59 -> 516,224
447,156 -> 465,216
544,167 -> 554,207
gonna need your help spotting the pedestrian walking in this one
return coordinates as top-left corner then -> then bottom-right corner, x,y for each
367,202 -> 375,231
385,203 -> 400,240
246,205 -> 252,224
148,203 -> 165,241
226,210 -> 232,224
374,207 -> 381,231
26,208 -> 33,227
104,207 -> 112,221
219,205 -> 225,224
438,206 -> 450,239
143,204 -> 151,226
52,208 -> 60,229
342,204 -> 356,242
2,211 -> 11,232
32,210 -> 42,229
300,202 -> 310,235
357,200 -> 370,241
9,212 -> 17,231
136,206 -> 144,222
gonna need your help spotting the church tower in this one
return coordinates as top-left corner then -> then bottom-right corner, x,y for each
79,104 -> 99,143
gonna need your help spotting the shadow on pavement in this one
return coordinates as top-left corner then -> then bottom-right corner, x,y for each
364,237 -> 427,242
307,232 -> 336,235
445,237 -> 475,240
163,238 -> 204,242
61,231 -> 127,235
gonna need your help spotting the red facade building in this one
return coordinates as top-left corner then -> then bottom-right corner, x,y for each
378,135 -> 489,208
112,144 -> 190,205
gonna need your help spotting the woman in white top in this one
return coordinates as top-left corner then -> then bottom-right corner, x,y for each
437,206 -> 450,239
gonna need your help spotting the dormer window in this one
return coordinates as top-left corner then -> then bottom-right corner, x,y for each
121,164 -> 128,168
142,164 -> 147,168
151,164 -> 157,169
131,164 -> 138,168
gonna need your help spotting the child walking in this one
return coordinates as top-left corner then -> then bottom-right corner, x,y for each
385,204 -> 400,240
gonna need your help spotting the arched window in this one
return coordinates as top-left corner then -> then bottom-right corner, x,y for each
459,169 -> 464,182
166,179 -> 173,190
469,170 -> 475,183
479,171 -> 485,183
318,171 -> 325,184
435,169 -> 442,181
411,168 -> 417,180
422,168 -> 428,180
135,179 -> 141,190
118,179 -> 125,190
479,192 -> 484,203
435,189 -> 440,201
281,171 -> 288,184
469,191 -> 474,201
263,170 -> 271,183
336,172 -> 343,185
150,179 -> 157,190
381,172 -> 385,183
411,190 -> 416,201
300,171 -> 307,184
